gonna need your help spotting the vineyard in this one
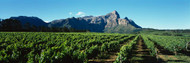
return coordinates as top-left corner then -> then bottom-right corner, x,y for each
0,32 -> 190,63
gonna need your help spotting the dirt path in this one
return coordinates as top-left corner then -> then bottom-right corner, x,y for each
88,36 -> 135,63
130,37 -> 157,63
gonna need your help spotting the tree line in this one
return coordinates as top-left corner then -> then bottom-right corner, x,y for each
0,19 -> 89,32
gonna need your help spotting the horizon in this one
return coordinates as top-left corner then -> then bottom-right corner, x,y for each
0,0 -> 190,29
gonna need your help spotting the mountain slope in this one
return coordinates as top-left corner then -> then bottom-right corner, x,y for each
49,10 -> 141,33
10,16 -> 47,27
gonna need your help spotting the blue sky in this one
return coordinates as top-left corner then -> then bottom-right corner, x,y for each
0,0 -> 190,29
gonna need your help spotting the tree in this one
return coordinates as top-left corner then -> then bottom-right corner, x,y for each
31,25 -> 37,31
1,19 -> 22,31
63,26 -> 70,32
24,22 -> 31,31
39,26 -> 49,32
0,21 -> 2,30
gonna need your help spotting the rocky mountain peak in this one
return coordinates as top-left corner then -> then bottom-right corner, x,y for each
124,17 -> 129,21
105,10 -> 120,19
111,10 -> 119,14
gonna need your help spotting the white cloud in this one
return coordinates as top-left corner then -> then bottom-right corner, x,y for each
44,21 -> 50,23
76,12 -> 85,17
69,12 -> 72,15
76,12 -> 85,15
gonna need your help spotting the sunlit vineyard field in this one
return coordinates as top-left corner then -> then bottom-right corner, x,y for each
0,32 -> 190,63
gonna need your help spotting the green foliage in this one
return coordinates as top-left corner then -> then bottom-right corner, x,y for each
141,35 -> 156,56
147,35 -> 190,53
1,31 -> 189,63
115,35 -> 139,63
0,19 -> 22,31
0,32 -> 133,62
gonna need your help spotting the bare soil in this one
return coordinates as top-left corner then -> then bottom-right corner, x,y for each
130,37 -> 157,63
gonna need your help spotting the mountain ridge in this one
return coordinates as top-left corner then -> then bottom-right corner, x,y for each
49,10 -> 141,33
10,16 -> 47,27
5,10 -> 141,33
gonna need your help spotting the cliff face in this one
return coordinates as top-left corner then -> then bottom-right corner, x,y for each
48,10 -> 141,33
80,10 -> 129,27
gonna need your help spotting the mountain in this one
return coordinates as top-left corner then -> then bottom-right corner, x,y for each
49,10 -> 142,33
10,16 -> 47,27
6,11 -> 141,33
